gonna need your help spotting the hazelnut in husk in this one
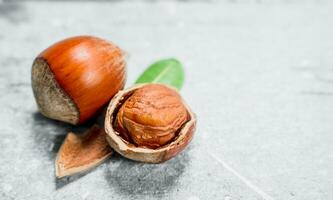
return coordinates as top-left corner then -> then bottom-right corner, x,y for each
31,36 -> 126,125
105,83 -> 196,163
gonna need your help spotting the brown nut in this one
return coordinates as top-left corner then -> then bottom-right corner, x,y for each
114,84 -> 189,149
105,83 -> 196,163
31,36 -> 126,125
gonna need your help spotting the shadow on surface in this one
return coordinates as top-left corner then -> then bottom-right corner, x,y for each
104,151 -> 190,197
55,173 -> 88,190
30,112 -> 97,188
30,112 -> 96,159
31,112 -> 72,159
55,160 -> 110,190
55,151 -> 112,189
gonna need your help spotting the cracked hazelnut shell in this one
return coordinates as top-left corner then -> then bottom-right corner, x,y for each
105,84 -> 196,163
31,36 -> 126,125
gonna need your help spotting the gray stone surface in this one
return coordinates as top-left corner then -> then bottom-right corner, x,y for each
0,1 -> 332,200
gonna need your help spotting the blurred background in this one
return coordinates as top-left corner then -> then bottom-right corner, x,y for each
0,0 -> 332,200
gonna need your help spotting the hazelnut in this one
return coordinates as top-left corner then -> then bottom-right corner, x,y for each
31,36 -> 126,125
114,84 -> 189,148
105,83 -> 196,163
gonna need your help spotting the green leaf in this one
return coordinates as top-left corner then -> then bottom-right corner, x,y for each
135,58 -> 185,90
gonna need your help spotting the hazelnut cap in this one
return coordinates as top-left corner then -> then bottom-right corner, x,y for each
104,84 -> 196,163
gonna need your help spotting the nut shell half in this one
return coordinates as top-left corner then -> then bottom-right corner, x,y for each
105,84 -> 196,163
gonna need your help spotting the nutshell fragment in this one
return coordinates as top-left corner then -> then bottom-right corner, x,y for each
55,125 -> 112,178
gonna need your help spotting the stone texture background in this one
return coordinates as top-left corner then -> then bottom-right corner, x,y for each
0,0 -> 332,199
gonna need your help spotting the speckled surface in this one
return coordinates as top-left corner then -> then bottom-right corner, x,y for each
0,1 -> 332,200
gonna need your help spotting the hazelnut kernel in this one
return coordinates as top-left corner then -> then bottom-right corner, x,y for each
114,84 -> 189,149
